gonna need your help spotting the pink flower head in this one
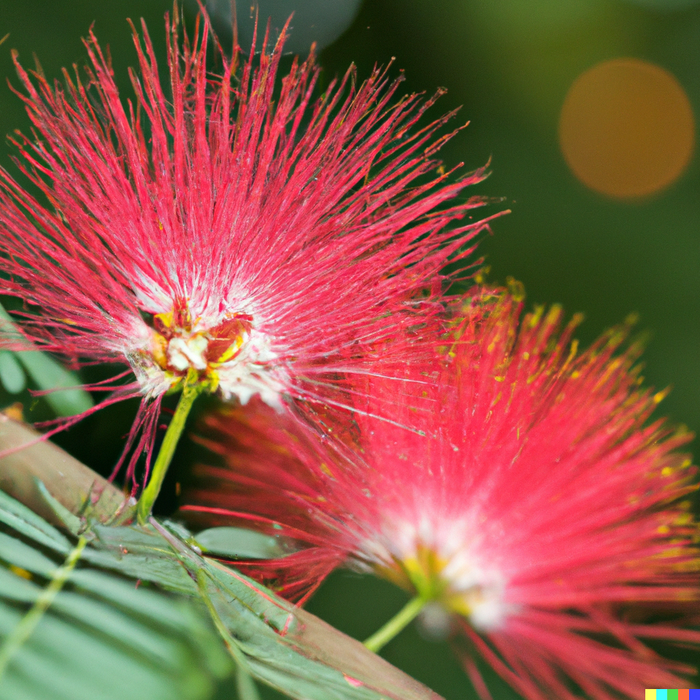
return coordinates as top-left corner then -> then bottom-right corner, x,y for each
0,10 -> 492,479
183,286 -> 700,700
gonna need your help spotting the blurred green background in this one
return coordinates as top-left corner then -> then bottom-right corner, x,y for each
1,1 -> 699,698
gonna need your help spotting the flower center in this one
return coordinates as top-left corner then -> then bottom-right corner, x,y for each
153,311 -> 253,390
149,309 -> 253,390
361,530 -> 508,631
127,302 -> 289,407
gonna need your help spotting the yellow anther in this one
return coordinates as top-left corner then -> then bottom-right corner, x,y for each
528,305 -> 545,328
653,389 -> 670,404
155,310 -> 174,329
211,336 -> 244,366
565,339 -> 579,366
544,305 -> 563,327
506,276 -> 525,302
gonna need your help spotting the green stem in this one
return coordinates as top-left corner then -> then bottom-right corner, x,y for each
363,595 -> 427,653
0,536 -> 87,679
137,383 -> 200,525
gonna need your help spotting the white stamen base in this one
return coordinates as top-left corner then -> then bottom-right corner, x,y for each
358,515 -> 509,632
126,320 -> 288,409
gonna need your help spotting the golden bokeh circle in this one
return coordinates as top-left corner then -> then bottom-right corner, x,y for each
559,58 -> 695,199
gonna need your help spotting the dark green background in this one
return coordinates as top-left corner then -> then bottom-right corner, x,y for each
1,1 -> 699,698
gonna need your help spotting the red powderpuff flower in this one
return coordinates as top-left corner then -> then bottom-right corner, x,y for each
0,10 -> 493,480
183,285 -> 700,700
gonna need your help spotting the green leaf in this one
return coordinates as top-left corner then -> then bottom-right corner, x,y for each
0,601 -> 213,700
0,487 -> 443,700
35,479 -> 83,537
0,507 -> 231,700
151,521 -> 443,700
0,301 -> 93,416
16,351 -> 93,416
195,527 -> 285,559
236,665 -> 261,700
87,524 -> 199,594
0,488 -> 71,554
0,351 -> 26,394
0,531 -> 59,577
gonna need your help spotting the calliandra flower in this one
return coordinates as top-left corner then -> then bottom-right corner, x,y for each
0,9 -> 494,487
183,285 -> 700,700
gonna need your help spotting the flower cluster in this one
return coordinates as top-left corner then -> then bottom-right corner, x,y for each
0,11 -> 491,484
183,285 -> 700,700
1,7 -> 698,700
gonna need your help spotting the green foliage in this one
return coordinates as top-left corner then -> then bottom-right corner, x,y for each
0,487 -> 441,700
0,490 -> 231,700
195,527 -> 285,560
15,351 -> 94,417
0,352 -> 26,395
0,304 -> 93,417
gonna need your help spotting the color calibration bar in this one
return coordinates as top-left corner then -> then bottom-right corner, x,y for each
645,691 -> 700,699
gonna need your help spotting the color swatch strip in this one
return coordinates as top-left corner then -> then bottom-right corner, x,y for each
645,691 -> 700,699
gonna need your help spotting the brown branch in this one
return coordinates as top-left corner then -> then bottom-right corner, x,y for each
289,606 -> 443,700
0,415 -> 125,526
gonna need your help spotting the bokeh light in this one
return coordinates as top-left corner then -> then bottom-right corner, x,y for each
558,58 -> 695,199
